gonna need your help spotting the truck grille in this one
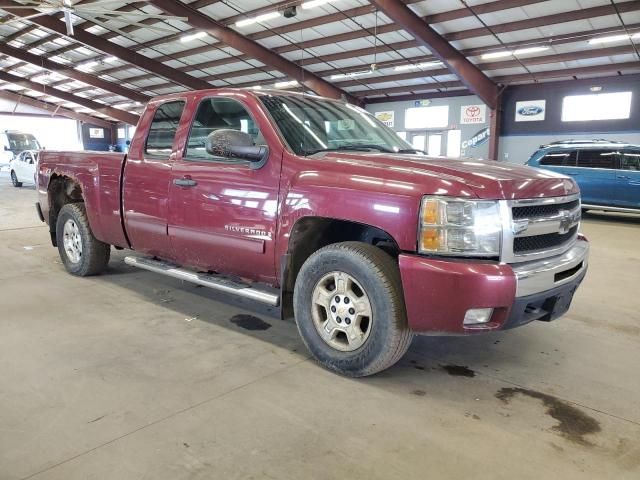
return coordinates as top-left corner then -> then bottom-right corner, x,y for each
503,194 -> 581,263
512,199 -> 580,220
513,226 -> 578,253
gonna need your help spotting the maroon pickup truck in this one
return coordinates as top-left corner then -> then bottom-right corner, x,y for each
36,89 -> 588,376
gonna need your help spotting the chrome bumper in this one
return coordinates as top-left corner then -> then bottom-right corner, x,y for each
512,239 -> 589,297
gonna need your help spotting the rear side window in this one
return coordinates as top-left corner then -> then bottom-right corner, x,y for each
539,150 -> 577,166
145,101 -> 185,157
621,149 -> 640,171
184,97 -> 263,161
577,149 -> 619,169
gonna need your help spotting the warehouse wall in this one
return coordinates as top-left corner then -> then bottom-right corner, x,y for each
499,74 -> 640,164
364,94 -> 491,159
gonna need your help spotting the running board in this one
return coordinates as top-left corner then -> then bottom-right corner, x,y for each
124,256 -> 279,306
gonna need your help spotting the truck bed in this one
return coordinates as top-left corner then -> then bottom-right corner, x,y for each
38,150 -> 129,248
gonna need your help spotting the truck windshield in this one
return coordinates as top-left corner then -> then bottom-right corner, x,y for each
7,133 -> 40,151
259,95 -> 416,156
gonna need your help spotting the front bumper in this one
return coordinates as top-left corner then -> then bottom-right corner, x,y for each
399,238 -> 589,334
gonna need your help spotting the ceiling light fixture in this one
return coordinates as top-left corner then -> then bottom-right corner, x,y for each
235,11 -> 281,28
481,50 -> 513,60
181,32 -> 208,42
274,80 -> 299,88
513,46 -> 550,55
301,0 -> 338,9
394,61 -> 443,72
330,69 -> 373,80
105,56 -> 119,63
588,33 -> 636,45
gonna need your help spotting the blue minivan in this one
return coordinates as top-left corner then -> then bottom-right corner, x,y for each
527,140 -> 640,213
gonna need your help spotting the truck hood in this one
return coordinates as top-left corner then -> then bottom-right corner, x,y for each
312,151 -> 579,200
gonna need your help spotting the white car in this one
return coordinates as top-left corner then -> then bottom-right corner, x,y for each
10,150 -> 39,187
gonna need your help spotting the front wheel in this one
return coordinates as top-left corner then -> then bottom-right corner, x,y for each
10,170 -> 22,187
56,203 -> 110,276
293,242 -> 413,377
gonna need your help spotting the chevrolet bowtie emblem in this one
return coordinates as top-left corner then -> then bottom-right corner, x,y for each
512,219 -> 529,235
558,210 -> 577,234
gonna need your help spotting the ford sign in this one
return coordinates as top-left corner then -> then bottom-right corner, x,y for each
517,105 -> 544,116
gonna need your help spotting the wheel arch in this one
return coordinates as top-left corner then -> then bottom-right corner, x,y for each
279,216 -> 401,317
47,174 -> 84,246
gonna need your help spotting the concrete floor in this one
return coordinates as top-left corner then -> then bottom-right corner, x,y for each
1,170 -> 639,480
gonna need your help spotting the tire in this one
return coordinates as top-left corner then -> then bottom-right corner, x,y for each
56,203 -> 110,276
10,170 -> 22,187
293,242 -> 413,377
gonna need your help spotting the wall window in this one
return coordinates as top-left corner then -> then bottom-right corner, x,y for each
561,92 -> 632,122
145,101 -> 185,157
540,150 -> 577,166
446,130 -> 461,158
577,149 -> 619,169
405,105 -> 449,129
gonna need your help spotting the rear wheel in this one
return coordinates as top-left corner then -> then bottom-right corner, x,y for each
10,170 -> 22,187
56,203 -> 110,276
293,242 -> 413,377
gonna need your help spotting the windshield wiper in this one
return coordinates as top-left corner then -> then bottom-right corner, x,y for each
397,148 -> 425,154
304,144 -> 394,155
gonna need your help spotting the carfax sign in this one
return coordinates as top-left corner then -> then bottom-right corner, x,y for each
515,100 -> 546,122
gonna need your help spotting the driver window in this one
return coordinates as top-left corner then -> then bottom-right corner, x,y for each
185,97 -> 264,161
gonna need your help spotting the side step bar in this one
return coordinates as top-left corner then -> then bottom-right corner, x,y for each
124,256 -> 279,307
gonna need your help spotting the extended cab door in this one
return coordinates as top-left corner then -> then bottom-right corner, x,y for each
618,148 -> 640,208
167,95 -> 281,284
123,100 -> 186,258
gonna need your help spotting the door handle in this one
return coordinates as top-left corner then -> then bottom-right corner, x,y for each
566,173 -> 578,176
616,175 -> 630,180
174,177 -> 197,187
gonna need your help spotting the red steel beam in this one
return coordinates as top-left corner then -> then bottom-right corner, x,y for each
0,70 -> 139,125
0,42 -> 150,104
0,0 -> 211,92
147,0 -> 355,102
369,0 -> 498,109
0,89 -> 112,127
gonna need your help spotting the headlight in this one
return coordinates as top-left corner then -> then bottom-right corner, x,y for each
419,196 -> 502,257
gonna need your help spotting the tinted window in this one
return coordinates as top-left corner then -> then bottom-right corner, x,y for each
185,98 -> 263,161
577,149 -> 619,169
145,101 -> 185,157
539,150 -> 577,166
621,149 -> 640,171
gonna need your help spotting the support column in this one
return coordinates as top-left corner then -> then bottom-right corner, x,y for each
488,95 -> 502,161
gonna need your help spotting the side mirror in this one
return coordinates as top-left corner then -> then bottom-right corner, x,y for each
3,146 -> 9,151
206,129 -> 268,163
126,140 -> 131,146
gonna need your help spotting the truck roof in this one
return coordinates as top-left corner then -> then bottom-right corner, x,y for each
147,87 -> 343,105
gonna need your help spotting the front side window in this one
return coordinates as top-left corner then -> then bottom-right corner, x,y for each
259,95 -> 414,156
185,97 -> 263,161
539,150 -> 577,166
621,149 -> 640,171
577,149 -> 619,169
145,101 -> 185,157
7,133 -> 40,151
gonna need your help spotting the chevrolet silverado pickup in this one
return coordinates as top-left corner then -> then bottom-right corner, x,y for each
36,89 -> 589,377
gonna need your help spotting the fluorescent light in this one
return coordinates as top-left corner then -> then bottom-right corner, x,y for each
301,0 -> 337,8
394,61 -> 443,72
181,32 -> 208,42
513,46 -> 550,55
481,51 -> 513,59
105,56 -> 118,63
235,11 -> 280,28
330,69 -> 373,80
250,85 -> 263,90
76,61 -> 99,71
274,80 -> 299,88
588,34 -> 633,45
114,103 -> 131,109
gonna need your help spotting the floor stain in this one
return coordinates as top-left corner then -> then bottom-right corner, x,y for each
87,414 -> 106,424
229,314 -> 271,331
412,389 -> 426,396
496,387 -> 601,446
441,365 -> 476,377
